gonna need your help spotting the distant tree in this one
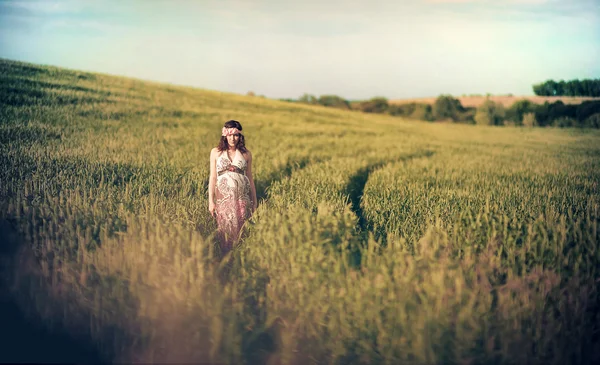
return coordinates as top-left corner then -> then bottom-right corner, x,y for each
569,79 -> 583,96
410,104 -> 434,121
359,97 -> 389,114
563,80 -> 574,96
317,95 -> 350,109
475,98 -> 505,126
534,102 -> 552,126
550,101 -> 577,120
433,94 -> 464,121
246,91 -> 256,97
457,108 -> 476,124
581,80 -> 595,96
506,99 -> 535,125
532,100 -> 578,126
576,101 -> 600,122
556,80 -> 566,96
298,93 -> 318,105
387,103 -> 414,117
533,78 -> 600,96
387,103 -> 429,117
533,80 -> 552,96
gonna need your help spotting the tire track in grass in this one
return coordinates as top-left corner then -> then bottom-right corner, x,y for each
255,156 -> 313,203
218,155 -> 326,258
217,155 -> 327,365
344,150 -> 435,266
236,150 -> 436,363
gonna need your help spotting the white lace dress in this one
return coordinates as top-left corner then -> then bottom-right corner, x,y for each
215,149 -> 252,252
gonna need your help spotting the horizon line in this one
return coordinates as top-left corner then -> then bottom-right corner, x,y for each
4,56 -> 599,101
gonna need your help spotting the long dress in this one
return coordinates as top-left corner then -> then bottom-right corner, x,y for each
215,149 -> 252,254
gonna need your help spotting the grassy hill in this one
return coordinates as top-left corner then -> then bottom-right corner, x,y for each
1,58 -> 600,364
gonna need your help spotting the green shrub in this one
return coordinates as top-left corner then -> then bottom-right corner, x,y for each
576,101 -> 600,122
506,99 -> 536,125
475,99 -> 505,126
433,94 -> 464,121
410,103 -> 433,121
456,108 -> 476,124
535,101 -> 578,126
298,93 -> 318,105
386,104 -> 409,116
358,97 -> 389,114
583,113 -> 600,128
387,103 -> 418,117
317,95 -> 350,110
552,116 -> 579,128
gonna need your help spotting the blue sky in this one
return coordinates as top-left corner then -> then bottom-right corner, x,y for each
1,0 -> 598,100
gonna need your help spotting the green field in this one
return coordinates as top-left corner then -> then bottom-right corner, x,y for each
1,58 -> 599,364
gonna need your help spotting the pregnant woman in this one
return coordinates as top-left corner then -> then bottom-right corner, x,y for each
208,120 -> 257,255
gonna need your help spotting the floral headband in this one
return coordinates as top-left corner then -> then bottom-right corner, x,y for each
222,127 -> 241,136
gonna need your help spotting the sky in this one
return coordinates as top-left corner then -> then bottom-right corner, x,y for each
0,0 -> 599,100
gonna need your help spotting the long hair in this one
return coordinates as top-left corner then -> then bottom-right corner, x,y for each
217,120 -> 248,153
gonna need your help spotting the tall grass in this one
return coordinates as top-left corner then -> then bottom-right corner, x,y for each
1,58 -> 599,364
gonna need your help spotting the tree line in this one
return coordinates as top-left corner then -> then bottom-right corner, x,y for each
280,93 -> 600,129
532,79 -> 600,97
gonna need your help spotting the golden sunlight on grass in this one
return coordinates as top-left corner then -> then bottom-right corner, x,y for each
1,58 -> 599,364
